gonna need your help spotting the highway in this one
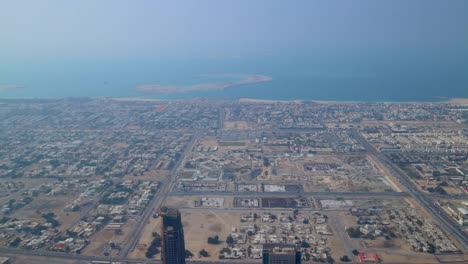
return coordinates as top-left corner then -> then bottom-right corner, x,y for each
350,130 -> 468,250
119,131 -> 203,258
0,243 -> 260,264
2,127 -> 467,263
431,193 -> 468,200
118,176 -> 170,257
3,245 -> 465,264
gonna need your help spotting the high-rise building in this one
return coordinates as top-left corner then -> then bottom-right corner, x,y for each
161,207 -> 186,264
262,243 -> 301,264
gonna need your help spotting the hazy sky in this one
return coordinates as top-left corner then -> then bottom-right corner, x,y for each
1,0 -> 468,60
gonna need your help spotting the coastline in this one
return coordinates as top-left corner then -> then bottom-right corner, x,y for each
446,98 -> 468,104
239,97 -> 468,104
1,94 -> 467,104
105,96 -> 468,104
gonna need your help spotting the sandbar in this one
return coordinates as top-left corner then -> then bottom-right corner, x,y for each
0,85 -> 24,90
134,74 -> 272,94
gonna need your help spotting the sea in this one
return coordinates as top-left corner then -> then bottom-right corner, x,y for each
1,55 -> 467,102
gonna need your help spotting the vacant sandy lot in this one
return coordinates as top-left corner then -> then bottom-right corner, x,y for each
376,250 -> 439,264
122,168 -> 169,182
164,195 -> 233,209
0,178 -> 53,204
11,196 -> 81,232
182,210 -> 237,261
84,220 -> 136,256
130,209 -> 238,261
129,215 -> 162,260
223,121 -> 252,130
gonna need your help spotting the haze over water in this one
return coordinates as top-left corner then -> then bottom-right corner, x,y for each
1,1 -> 467,101
1,55 -> 467,102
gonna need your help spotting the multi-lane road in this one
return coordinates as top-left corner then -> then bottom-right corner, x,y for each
119,131 -> 202,258
350,129 -> 468,250
0,131 -> 202,264
2,128 -> 467,263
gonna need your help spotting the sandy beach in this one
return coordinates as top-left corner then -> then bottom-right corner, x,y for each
447,98 -> 468,104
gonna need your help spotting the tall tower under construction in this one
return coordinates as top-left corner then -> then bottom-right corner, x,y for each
262,243 -> 301,264
161,207 -> 186,264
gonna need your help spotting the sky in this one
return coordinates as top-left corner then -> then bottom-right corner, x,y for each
1,0 -> 468,61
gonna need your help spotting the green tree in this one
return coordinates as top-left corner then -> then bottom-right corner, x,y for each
226,235 -> 234,245
185,250 -> 194,258
199,249 -> 209,257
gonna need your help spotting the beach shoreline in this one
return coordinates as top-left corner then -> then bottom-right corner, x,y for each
105,96 -> 468,104
446,98 -> 468,104
1,92 -> 466,105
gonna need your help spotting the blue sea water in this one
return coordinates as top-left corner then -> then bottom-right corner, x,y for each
1,55 -> 467,102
